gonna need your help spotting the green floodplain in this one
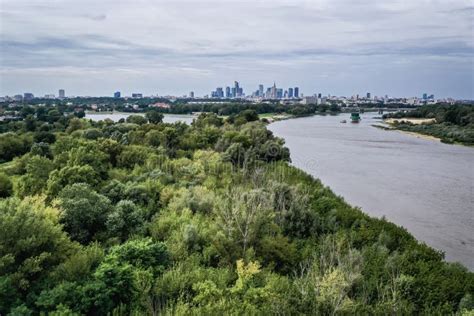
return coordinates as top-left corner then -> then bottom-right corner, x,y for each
0,104 -> 473,315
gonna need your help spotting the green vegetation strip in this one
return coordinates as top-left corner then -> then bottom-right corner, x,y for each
384,104 -> 474,146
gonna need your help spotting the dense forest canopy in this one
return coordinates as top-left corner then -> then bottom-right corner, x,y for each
0,108 -> 473,315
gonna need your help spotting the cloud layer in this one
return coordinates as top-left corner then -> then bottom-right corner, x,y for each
1,0 -> 473,98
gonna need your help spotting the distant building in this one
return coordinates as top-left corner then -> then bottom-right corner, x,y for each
318,93 -> 322,98
270,82 -> 277,99
232,81 -> 243,97
215,87 -> 224,98
276,88 -> 283,99
45,94 -> 55,99
294,87 -> 299,98
259,84 -> 264,97
23,93 -> 34,101
423,93 -> 428,100
288,88 -> 294,98
132,93 -> 143,98
265,87 -> 272,99
114,91 -> 121,98
367,92 -> 371,99
14,95 -> 23,101
225,87 -> 231,98
189,91 -> 195,98
58,89 -> 65,98
301,96 -> 317,105
149,102 -> 170,109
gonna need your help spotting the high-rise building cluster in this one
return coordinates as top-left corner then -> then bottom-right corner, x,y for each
211,81 -> 300,100
255,83 -> 299,99
212,81 -> 244,98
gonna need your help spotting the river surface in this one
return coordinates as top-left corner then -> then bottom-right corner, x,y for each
86,112 -> 195,124
269,113 -> 474,270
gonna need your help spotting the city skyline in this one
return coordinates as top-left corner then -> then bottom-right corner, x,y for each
1,0 -> 473,98
2,83 -> 443,101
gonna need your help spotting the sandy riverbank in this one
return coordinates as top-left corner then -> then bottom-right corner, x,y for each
395,130 -> 441,142
384,118 -> 436,125
382,118 -> 441,141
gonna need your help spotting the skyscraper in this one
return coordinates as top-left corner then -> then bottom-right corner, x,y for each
114,91 -> 121,98
58,89 -> 65,98
259,84 -> 264,97
271,82 -> 277,99
234,81 -> 239,97
216,87 -> 224,98
225,87 -> 231,98
366,92 -> 371,99
189,91 -> 195,98
276,88 -> 283,99
288,88 -> 294,98
294,87 -> 299,98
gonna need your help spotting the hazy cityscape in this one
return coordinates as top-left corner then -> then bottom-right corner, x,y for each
0,81 -> 459,107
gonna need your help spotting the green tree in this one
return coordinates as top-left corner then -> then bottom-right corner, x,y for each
57,184 -> 112,244
0,173 -> 13,198
126,115 -> 148,125
33,131 -> 56,144
16,155 -> 55,197
117,145 -> 152,169
47,165 -> 99,197
0,133 -> 32,162
106,200 -> 145,242
0,196 -> 76,313
146,111 -> 164,124
30,142 -> 52,158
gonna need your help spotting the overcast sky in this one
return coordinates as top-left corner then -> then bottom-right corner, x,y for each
0,0 -> 473,98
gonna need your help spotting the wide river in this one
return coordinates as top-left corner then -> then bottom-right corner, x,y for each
269,113 -> 474,270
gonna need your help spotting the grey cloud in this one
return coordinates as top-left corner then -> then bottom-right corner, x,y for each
0,0 -> 473,98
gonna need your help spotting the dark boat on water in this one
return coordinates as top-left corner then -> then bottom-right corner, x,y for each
351,111 -> 361,123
